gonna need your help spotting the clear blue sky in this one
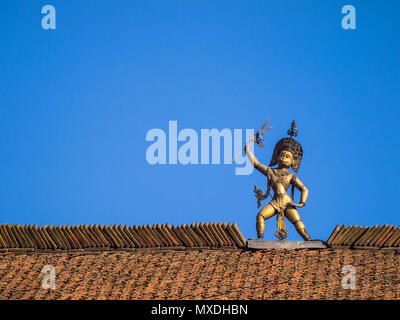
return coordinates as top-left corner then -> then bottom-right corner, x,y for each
0,1 -> 399,241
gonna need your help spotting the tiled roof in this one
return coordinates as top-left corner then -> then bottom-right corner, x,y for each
1,249 -> 400,299
1,223 -> 400,300
0,223 -> 246,252
327,225 -> 400,249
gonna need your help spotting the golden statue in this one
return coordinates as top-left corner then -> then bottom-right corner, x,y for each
244,120 -> 310,241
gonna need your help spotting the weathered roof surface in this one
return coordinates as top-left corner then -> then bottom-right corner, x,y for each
1,223 -> 400,300
327,225 -> 400,249
1,248 -> 399,300
0,223 -> 246,251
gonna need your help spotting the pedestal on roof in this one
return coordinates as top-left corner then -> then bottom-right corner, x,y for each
247,239 -> 326,249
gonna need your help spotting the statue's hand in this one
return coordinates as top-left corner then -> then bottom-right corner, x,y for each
289,202 -> 304,208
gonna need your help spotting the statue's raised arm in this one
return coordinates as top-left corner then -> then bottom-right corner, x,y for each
236,118 -> 272,176
244,139 -> 269,176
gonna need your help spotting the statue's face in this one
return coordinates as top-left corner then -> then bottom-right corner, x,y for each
277,150 -> 293,168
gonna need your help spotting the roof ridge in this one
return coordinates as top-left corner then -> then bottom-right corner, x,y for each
327,224 -> 400,249
0,222 -> 246,251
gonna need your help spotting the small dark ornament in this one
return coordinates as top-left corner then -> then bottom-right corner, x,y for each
287,120 -> 298,138
253,184 -> 270,208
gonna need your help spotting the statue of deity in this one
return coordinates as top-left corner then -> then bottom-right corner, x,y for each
245,120 -> 311,241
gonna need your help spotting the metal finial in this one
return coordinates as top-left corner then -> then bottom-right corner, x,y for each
287,120 -> 298,138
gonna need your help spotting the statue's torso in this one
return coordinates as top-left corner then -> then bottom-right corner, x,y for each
266,168 -> 294,214
267,168 -> 293,196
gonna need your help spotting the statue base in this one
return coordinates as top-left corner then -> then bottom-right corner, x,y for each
247,239 -> 326,249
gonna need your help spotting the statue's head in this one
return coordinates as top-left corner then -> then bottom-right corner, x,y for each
269,121 -> 303,172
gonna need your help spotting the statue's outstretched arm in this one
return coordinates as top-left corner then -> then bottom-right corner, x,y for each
293,176 -> 309,206
244,141 -> 269,176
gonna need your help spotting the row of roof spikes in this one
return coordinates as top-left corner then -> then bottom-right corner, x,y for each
327,224 -> 400,248
0,223 -> 247,250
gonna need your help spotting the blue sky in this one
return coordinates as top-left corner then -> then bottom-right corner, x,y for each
0,1 -> 399,241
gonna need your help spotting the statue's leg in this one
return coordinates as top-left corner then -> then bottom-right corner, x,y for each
256,204 -> 276,240
285,208 -> 310,241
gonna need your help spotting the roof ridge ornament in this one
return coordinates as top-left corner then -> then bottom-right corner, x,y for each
243,118 -> 310,241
